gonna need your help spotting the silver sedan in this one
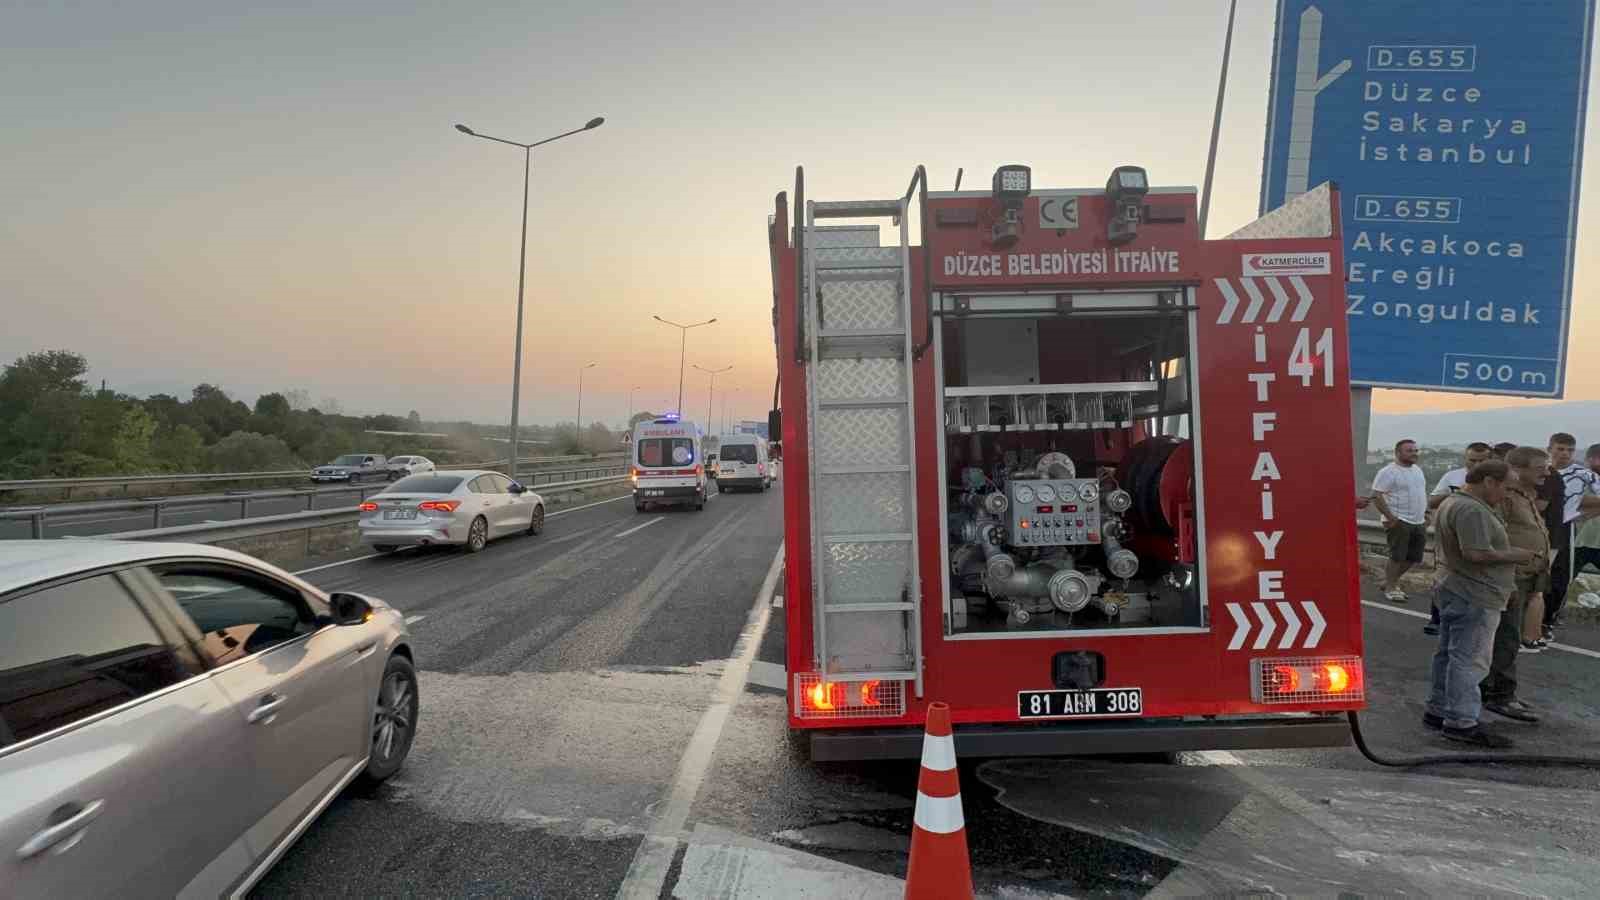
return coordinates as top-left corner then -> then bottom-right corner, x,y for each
0,540 -> 417,897
358,469 -> 545,553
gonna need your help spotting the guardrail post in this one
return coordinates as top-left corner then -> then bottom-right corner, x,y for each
154,503 -> 165,529
241,497 -> 251,519
31,512 -> 45,539
307,492 -> 315,511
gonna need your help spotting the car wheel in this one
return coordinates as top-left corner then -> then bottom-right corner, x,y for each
527,504 -> 545,536
465,516 -> 488,552
374,544 -> 397,554
362,654 -> 418,784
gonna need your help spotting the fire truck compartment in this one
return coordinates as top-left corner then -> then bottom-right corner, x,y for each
935,298 -> 1205,637
806,714 -> 1351,762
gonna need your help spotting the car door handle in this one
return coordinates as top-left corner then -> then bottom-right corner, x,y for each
17,800 -> 104,859
247,693 -> 289,725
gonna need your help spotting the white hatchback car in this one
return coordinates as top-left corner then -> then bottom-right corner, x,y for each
359,470 -> 545,553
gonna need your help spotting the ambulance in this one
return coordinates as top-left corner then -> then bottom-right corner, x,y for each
630,415 -> 708,512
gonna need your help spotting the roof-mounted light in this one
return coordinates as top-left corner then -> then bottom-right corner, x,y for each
1106,165 -> 1149,245
993,164 -> 1031,200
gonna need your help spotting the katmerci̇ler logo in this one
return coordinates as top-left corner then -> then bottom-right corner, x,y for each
1241,252 -> 1332,277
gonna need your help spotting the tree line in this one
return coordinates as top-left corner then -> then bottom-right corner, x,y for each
0,350 -> 623,479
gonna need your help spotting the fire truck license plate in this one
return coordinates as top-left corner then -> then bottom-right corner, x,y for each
1017,688 -> 1142,719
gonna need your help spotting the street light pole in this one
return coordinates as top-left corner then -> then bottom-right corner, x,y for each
693,364 -> 732,434
455,116 -> 605,479
628,385 -> 641,424
653,315 -> 716,412
576,362 -> 597,439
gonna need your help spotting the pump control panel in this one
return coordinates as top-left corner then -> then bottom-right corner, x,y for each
1008,478 -> 1102,545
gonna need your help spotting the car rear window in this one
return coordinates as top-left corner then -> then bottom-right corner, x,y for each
391,456 -> 411,464
639,438 -> 694,468
721,444 -> 757,463
390,475 -> 464,493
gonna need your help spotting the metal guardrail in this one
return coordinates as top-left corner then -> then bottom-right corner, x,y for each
94,475 -> 630,544
0,453 -> 626,499
5,466 -> 630,539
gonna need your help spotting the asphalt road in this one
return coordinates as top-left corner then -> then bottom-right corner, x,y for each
249,488 -> 1600,898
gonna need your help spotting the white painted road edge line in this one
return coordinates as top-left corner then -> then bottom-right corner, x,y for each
614,516 -> 665,539
404,614 -> 426,625
615,544 -> 784,900
1363,599 -> 1600,660
291,493 -> 632,576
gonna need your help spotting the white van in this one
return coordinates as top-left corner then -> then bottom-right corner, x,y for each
631,416 -> 707,511
715,433 -> 771,492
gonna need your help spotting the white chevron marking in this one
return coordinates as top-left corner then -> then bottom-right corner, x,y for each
1264,277 -> 1292,323
1276,601 -> 1301,649
1303,601 -> 1327,648
1227,602 -> 1251,650
1289,276 -> 1315,322
1240,278 -> 1267,323
1215,278 -> 1242,324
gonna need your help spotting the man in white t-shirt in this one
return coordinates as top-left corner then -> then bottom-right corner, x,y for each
1543,434 -> 1600,636
1428,442 -> 1492,511
1371,439 -> 1428,603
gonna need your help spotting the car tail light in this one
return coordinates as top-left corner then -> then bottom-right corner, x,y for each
419,500 -> 461,512
1251,656 -> 1363,704
695,464 -> 704,476
794,674 -> 906,719
758,463 -> 766,475
630,467 -> 640,482
358,502 -> 378,512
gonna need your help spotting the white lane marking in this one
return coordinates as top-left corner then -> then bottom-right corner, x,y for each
616,545 -> 784,900
614,517 -> 664,539
1362,599 -> 1600,660
404,614 -> 427,625
291,493 -> 632,576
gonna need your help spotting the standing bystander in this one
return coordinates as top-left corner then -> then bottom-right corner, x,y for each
1422,442 -> 1493,633
1426,460 -> 1532,748
1371,439 -> 1428,603
1491,442 -> 1516,461
1540,434 -> 1600,640
1572,443 -> 1600,579
1479,447 -> 1550,722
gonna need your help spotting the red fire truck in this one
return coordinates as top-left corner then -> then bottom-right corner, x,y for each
767,164 -> 1364,760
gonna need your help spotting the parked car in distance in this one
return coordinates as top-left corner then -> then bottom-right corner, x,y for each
0,540 -> 417,898
358,470 -> 545,553
311,453 -> 388,484
386,455 -> 436,480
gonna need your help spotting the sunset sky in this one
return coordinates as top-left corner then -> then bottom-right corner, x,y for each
4,1 -> 1597,429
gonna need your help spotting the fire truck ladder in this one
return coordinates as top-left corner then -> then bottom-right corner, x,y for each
803,196 -> 923,696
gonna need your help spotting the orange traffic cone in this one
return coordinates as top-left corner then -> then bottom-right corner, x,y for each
905,701 -> 973,900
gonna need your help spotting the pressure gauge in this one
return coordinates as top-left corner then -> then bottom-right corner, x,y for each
1079,482 -> 1100,503
1014,485 -> 1036,504
1036,485 -> 1056,503
1057,483 -> 1078,503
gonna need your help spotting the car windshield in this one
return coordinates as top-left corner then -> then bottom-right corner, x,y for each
331,455 -> 366,465
721,445 -> 757,463
638,437 -> 694,468
388,475 -> 463,493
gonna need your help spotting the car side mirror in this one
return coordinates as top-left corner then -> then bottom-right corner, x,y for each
330,592 -> 374,626
508,482 -> 526,494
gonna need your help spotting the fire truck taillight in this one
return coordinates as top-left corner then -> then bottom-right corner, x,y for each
1251,656 -> 1364,704
795,674 -> 906,719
